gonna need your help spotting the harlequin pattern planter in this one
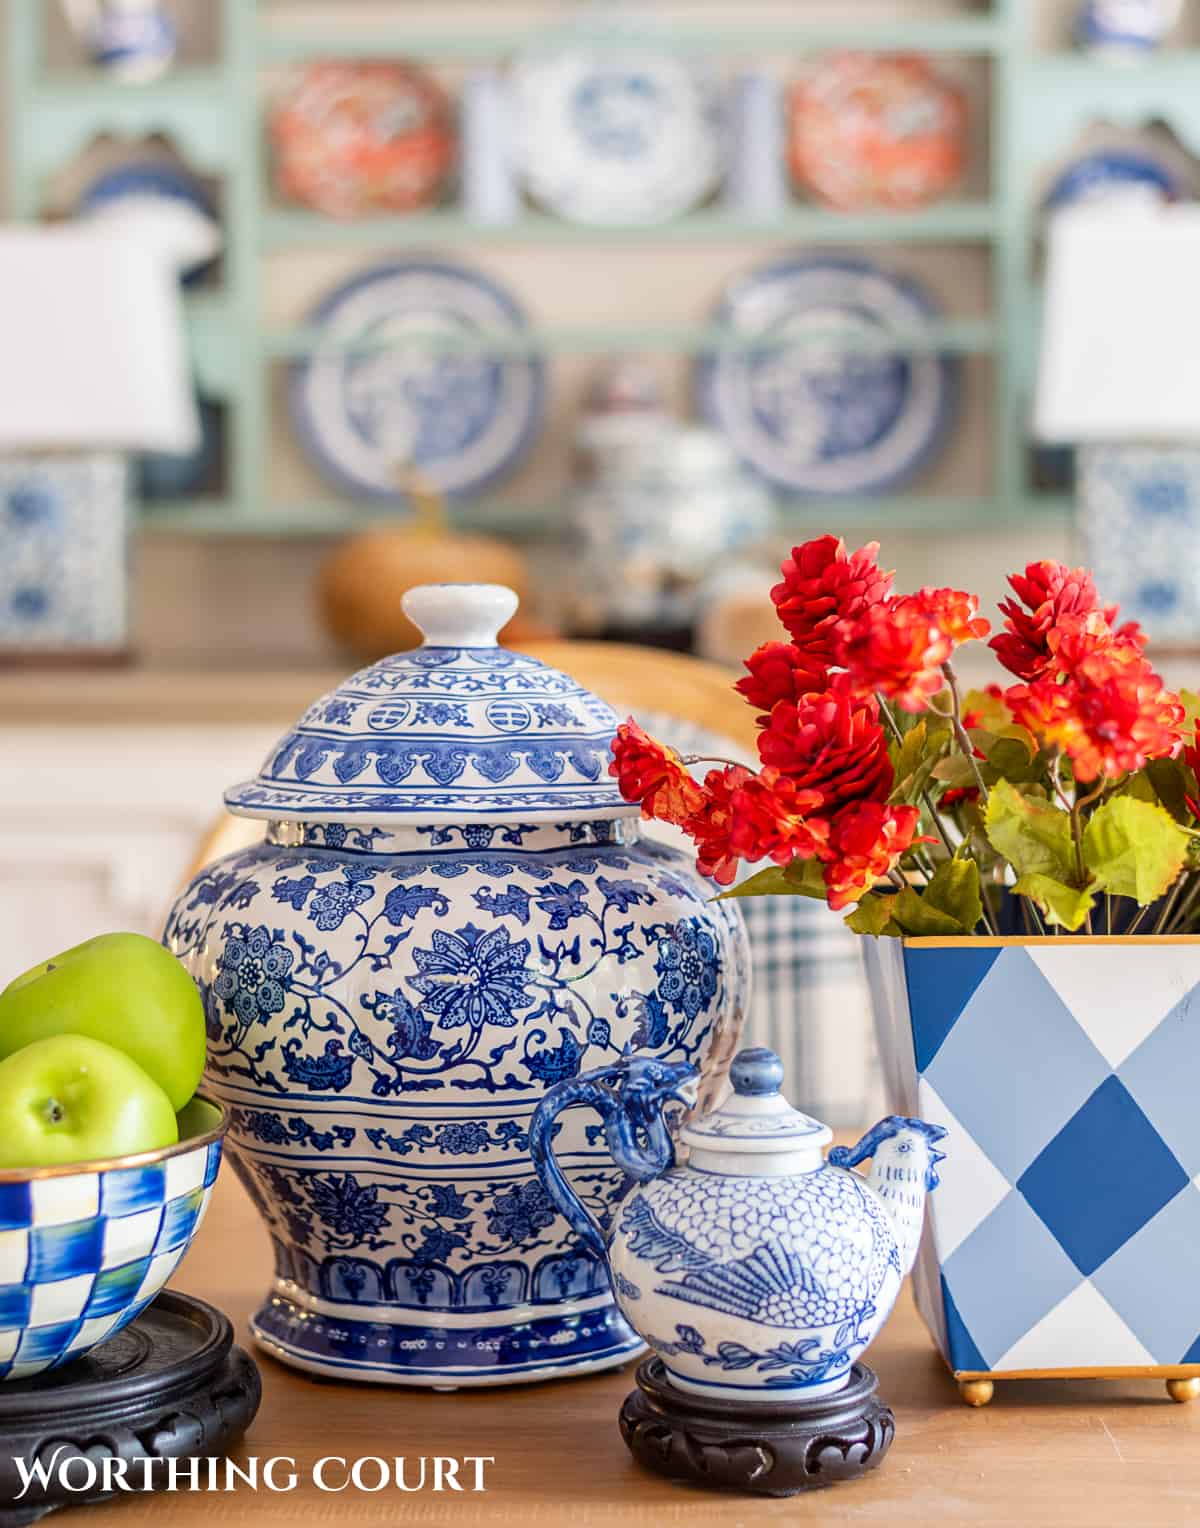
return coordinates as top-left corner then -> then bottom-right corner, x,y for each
164,585 -> 749,1387
866,935 -> 1200,1403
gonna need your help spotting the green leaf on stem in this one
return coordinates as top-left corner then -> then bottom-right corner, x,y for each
1011,873 -> 1097,931
961,688 -> 1011,732
886,887 -> 968,937
1143,757 -> 1195,825
844,859 -> 982,937
845,892 -> 900,936
716,858 -> 828,901
922,857 -> 984,933
986,729 -> 1040,784
984,778 -> 1075,880
889,716 -> 952,804
932,752 -> 984,789
1082,796 -> 1189,905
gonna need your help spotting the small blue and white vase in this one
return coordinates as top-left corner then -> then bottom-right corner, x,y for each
72,0 -> 177,83
532,1045 -> 946,1403
1075,0 -> 1181,57
164,583 -> 750,1388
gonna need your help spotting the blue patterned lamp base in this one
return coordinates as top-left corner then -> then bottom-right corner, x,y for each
0,454 -> 130,660
251,1288 -> 642,1387
1079,445 -> 1200,646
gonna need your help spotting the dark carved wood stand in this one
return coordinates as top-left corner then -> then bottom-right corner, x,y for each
0,1291 -> 261,1526
619,1358 -> 895,1496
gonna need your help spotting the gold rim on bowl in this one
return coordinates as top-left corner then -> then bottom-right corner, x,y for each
0,1092 -> 228,1183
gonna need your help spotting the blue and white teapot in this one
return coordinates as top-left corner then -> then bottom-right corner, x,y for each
532,1046 -> 945,1403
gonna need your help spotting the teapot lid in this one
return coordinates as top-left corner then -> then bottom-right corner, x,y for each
680,1047 -> 832,1155
224,584 -> 637,825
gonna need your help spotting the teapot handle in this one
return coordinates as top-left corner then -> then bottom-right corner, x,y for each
530,1055 -> 695,1261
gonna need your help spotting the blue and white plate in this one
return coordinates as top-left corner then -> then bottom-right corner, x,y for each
288,260 -> 545,503
695,255 -> 959,498
1045,149 -> 1181,209
511,47 -> 723,224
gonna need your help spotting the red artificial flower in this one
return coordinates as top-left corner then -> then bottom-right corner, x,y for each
1006,620 -> 1184,783
940,786 -> 981,808
990,560 -> 1101,680
841,587 -> 988,713
920,586 -> 992,648
681,764 -> 755,885
685,766 -> 829,885
734,641 -> 829,715
770,535 -> 893,661
823,802 -> 923,912
756,686 -> 893,810
609,719 -> 704,825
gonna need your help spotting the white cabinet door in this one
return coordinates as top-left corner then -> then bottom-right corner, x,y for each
0,724 -> 275,983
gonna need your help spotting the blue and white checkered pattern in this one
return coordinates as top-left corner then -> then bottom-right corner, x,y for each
875,939 -> 1200,1375
0,1140 -> 220,1381
638,711 -> 880,1125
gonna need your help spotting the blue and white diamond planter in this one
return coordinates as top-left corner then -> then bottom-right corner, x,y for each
866,936 -> 1200,1404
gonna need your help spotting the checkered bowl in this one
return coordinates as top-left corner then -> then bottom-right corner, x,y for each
0,1097 -> 225,1382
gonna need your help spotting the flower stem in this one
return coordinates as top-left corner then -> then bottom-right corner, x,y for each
875,694 -> 956,860
943,661 -> 990,806
1152,875 -> 1188,936
1170,875 -> 1200,933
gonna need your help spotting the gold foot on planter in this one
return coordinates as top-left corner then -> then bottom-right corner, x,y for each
1167,1378 -> 1200,1404
959,1379 -> 994,1408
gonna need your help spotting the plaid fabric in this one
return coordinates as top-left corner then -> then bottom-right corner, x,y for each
0,1141 -> 220,1380
638,710 -> 880,1125
892,941 -> 1200,1373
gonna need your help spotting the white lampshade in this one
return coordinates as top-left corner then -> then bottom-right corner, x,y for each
1034,203 -> 1200,444
0,225 -> 199,453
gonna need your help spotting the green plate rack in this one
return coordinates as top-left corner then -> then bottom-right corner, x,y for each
7,0 -> 1192,540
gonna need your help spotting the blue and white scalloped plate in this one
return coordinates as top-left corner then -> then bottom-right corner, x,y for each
1045,148 -> 1181,209
289,260 -> 545,503
695,255 -> 958,498
511,47 -> 723,224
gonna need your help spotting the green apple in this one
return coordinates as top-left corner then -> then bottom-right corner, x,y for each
0,933 -> 205,1111
0,1034 -> 178,1169
175,1096 -> 221,1143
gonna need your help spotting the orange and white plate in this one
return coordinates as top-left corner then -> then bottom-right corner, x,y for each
788,53 -> 966,212
270,60 -> 455,219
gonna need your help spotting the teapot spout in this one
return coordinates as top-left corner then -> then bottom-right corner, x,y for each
828,1117 -> 947,1276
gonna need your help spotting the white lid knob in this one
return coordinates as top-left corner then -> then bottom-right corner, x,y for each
401,583 -> 519,649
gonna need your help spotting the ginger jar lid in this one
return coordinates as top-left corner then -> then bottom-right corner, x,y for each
680,1047 -> 833,1155
224,583 -> 637,824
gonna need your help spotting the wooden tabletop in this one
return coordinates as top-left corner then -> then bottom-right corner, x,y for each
49,1166 -> 1200,1528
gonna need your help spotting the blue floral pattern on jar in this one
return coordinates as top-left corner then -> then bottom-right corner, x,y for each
165,819 -> 748,1370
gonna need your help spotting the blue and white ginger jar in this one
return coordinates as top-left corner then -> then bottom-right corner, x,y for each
164,583 -> 749,1387
532,1046 -> 945,1402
